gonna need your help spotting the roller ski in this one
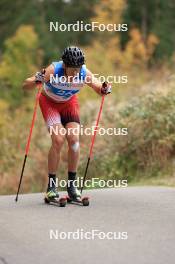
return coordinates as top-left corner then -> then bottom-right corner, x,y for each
66,182 -> 89,206
44,188 -> 67,207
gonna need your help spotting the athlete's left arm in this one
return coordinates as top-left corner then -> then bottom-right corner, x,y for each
85,69 -> 111,95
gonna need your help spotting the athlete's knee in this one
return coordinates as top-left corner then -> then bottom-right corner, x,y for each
52,135 -> 65,150
67,136 -> 80,153
71,141 -> 80,153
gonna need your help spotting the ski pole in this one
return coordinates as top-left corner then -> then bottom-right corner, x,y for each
81,94 -> 105,194
15,82 -> 42,202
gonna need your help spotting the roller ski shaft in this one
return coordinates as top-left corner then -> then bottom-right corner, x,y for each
66,195 -> 89,206
44,196 -> 67,207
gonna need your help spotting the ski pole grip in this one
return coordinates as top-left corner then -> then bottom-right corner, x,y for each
35,68 -> 46,84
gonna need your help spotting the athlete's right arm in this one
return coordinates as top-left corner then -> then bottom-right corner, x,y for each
22,64 -> 54,91
22,76 -> 36,90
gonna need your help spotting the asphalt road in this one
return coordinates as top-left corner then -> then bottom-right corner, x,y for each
0,187 -> 175,264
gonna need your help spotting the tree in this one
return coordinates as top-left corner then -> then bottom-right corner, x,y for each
87,0 -> 126,67
0,25 -> 42,106
123,0 -> 175,60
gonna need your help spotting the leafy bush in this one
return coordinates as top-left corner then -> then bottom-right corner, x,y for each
87,89 -> 175,182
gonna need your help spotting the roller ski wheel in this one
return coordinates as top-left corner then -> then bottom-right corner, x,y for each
44,196 -> 67,207
82,197 -> 89,206
66,196 -> 89,206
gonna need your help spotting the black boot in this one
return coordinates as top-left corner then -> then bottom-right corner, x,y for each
67,172 -> 81,201
46,174 -> 59,199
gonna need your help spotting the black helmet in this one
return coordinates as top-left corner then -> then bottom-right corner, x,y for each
62,46 -> 85,67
